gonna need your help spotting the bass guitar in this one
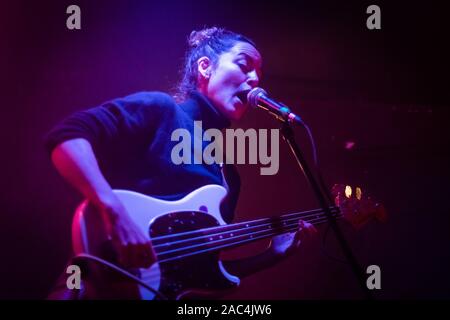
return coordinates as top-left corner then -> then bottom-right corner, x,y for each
71,184 -> 386,299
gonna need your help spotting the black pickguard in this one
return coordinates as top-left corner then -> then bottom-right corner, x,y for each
150,211 -> 238,300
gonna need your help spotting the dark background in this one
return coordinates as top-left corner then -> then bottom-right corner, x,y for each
1,0 -> 449,299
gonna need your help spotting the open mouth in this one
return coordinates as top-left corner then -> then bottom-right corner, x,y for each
236,90 -> 251,105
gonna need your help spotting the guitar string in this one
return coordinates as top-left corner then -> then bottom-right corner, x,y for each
114,214 -> 343,287
153,210 -> 340,257
151,206 -> 339,246
151,214 -> 342,263
156,213 -> 341,263
139,214 -> 340,283
90,208 -> 341,284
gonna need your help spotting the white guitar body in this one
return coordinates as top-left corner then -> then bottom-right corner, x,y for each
72,184 -> 240,300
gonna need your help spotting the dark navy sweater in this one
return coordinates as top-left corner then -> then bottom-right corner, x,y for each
45,91 -> 240,222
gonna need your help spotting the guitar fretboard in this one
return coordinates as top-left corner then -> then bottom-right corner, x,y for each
151,206 -> 341,263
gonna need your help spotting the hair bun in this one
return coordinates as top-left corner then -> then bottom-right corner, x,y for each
188,27 -> 223,48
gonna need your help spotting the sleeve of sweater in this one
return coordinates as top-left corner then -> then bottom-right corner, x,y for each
44,91 -> 175,155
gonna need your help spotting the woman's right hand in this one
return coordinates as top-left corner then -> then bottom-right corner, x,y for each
98,195 -> 156,269
50,140 -> 156,269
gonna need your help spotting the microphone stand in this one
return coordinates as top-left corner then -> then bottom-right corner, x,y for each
279,120 -> 373,300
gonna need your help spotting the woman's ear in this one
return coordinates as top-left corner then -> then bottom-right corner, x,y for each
197,56 -> 212,80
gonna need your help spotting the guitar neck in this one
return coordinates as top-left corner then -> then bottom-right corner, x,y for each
153,206 -> 341,263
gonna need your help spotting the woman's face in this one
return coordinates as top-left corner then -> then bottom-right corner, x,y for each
201,41 -> 262,121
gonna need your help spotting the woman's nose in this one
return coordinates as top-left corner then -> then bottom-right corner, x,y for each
247,70 -> 259,88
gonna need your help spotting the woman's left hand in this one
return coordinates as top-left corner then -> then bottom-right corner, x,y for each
269,220 -> 317,257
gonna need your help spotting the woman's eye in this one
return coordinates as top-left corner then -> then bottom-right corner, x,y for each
238,63 -> 249,72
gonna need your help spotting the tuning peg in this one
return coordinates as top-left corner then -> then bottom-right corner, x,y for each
355,187 -> 362,200
345,185 -> 352,198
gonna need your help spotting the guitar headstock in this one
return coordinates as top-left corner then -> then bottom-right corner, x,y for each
331,184 -> 387,229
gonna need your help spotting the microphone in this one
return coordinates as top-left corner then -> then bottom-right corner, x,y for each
246,87 -> 303,125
